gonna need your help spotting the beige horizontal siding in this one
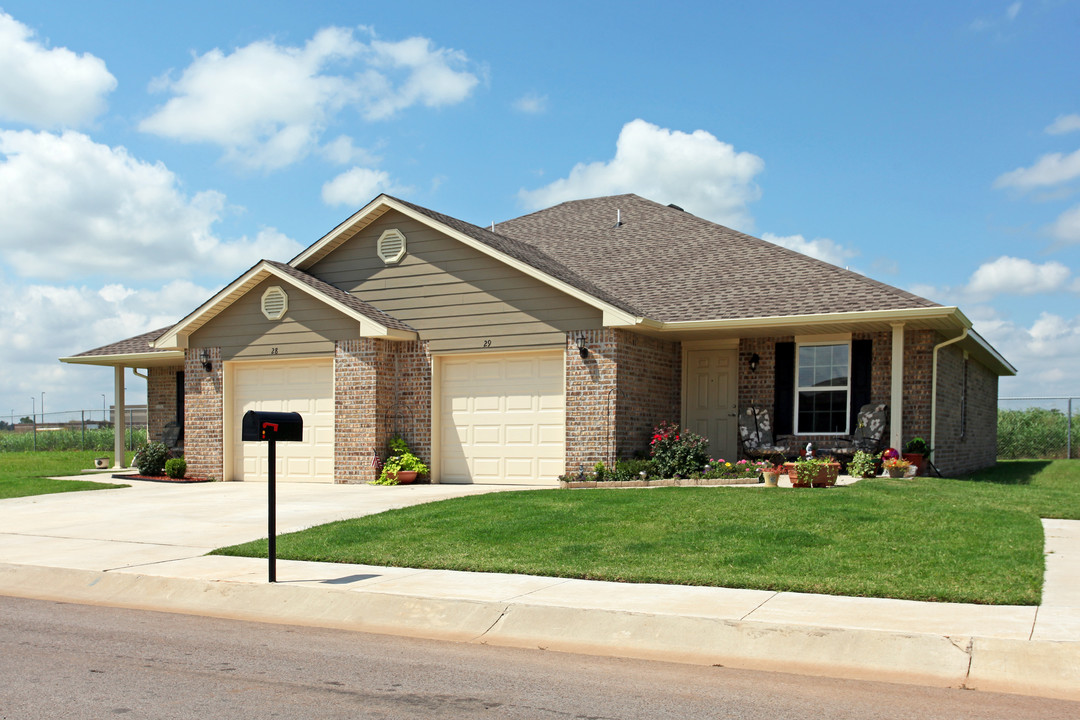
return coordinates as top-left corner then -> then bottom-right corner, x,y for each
307,210 -> 603,353
190,277 -> 356,360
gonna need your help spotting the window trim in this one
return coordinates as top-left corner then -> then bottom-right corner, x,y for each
794,339 -> 852,436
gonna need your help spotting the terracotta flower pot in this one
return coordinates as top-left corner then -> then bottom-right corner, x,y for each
902,453 -> 925,476
784,462 -> 840,488
388,470 -> 417,484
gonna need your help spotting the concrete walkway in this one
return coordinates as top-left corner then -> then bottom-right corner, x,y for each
1,477 -> 1078,702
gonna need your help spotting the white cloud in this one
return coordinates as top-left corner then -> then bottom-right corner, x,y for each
761,232 -> 859,267
361,36 -> 480,120
1048,204 -> 1080,244
321,167 -> 410,207
319,135 -> 380,166
0,11 -> 117,128
0,276 -> 215,414
969,2 -> 1022,31
513,92 -> 548,114
966,256 -> 1072,299
994,148 -> 1080,189
979,310 -> 1080,396
0,130 -> 302,281
1046,114 -> 1080,135
140,27 -> 478,170
519,119 -> 764,230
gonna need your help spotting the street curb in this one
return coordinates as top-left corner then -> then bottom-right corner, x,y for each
3,562 -> 1078,702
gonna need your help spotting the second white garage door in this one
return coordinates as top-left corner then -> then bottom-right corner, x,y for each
440,352 -> 565,485
230,358 -> 334,482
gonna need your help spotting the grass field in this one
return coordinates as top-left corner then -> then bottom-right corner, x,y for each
214,460 -> 1079,606
0,451 -> 131,499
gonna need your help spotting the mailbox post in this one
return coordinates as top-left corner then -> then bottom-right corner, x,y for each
241,410 -> 303,583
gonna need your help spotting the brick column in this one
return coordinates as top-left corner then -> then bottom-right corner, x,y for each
184,348 -> 223,480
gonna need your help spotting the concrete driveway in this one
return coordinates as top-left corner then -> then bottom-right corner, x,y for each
0,477 -> 532,572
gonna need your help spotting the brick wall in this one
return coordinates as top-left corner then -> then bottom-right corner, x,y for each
565,329 -> 618,472
147,366 -> 182,445
736,331 -> 939,458
933,345 -> 998,475
334,338 -> 432,483
614,330 -> 681,458
184,348 -> 223,480
564,329 -> 680,472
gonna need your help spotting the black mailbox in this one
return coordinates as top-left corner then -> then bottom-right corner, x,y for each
242,410 -> 303,442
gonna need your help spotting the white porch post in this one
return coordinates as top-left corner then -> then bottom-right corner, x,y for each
890,322 -> 905,451
113,365 -> 126,469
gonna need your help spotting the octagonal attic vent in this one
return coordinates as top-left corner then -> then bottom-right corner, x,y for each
378,228 -> 406,265
261,286 -> 288,320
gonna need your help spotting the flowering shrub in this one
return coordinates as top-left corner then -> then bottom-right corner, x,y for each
650,422 -> 710,478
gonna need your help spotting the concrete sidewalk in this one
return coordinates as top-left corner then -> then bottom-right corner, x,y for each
1,477 -> 1078,702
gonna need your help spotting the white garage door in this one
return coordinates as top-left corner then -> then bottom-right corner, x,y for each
440,352 -> 565,485
231,359 -> 334,482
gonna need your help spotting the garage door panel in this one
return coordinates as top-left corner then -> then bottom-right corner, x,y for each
473,425 -> 502,445
440,352 -> 563,486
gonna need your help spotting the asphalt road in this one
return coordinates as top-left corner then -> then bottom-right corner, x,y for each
1,596 -> 1075,720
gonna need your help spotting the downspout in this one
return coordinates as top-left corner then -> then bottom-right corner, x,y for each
930,329 -> 969,465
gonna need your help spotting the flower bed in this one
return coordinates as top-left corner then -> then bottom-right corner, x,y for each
113,473 -> 213,483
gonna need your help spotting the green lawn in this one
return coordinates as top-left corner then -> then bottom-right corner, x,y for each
214,460 -> 1079,606
0,451 -> 130,499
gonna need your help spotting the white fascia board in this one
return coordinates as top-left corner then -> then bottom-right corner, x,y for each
59,351 -> 185,367
154,261 -> 416,348
294,195 -> 642,328
966,329 -> 1017,376
290,195 -> 390,267
650,306 -> 968,333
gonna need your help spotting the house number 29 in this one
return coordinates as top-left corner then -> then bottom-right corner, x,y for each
482,340 -> 492,348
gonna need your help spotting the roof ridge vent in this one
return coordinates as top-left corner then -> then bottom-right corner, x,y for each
667,203 -> 684,212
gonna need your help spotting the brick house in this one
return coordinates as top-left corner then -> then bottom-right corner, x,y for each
61,194 -> 1014,482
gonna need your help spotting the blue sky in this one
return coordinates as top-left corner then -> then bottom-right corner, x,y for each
1,0 -> 1079,420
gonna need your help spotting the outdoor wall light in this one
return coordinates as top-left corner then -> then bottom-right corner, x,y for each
749,352 -> 760,373
200,349 -> 213,373
576,335 -> 589,359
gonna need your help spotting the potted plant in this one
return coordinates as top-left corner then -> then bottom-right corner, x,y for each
373,436 -> 429,485
848,450 -> 880,479
754,459 -> 783,487
903,437 -> 929,476
786,456 -> 841,488
883,456 -> 912,479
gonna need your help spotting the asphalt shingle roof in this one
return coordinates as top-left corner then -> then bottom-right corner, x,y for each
494,194 -> 940,323
70,327 -> 174,357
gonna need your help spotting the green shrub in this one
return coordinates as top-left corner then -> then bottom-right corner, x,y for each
164,457 -> 187,479
0,427 -> 147,453
649,422 -> 709,478
134,442 -> 169,476
613,457 -> 656,481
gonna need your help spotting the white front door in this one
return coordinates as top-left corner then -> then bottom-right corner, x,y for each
684,349 -> 738,461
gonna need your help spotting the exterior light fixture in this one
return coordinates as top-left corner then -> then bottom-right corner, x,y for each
749,353 -> 760,373
200,349 -> 213,373
576,335 -> 589,359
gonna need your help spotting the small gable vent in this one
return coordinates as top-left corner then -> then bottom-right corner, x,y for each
261,286 -> 288,320
378,228 -> 407,265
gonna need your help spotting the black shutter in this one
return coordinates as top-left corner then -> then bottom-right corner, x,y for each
849,339 -> 872,432
176,371 -> 185,425
774,342 -> 795,435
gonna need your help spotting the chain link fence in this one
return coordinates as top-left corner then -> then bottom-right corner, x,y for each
998,397 -> 1076,460
0,408 -> 147,452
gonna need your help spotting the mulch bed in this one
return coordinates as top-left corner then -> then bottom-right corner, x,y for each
112,474 -> 214,483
